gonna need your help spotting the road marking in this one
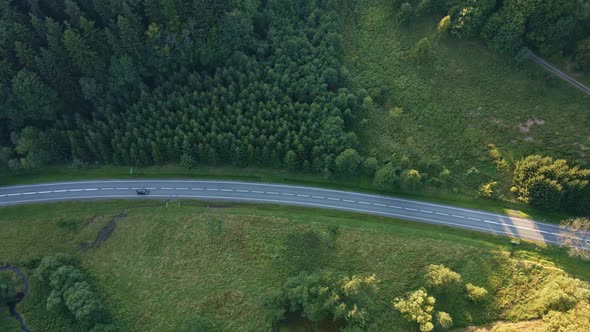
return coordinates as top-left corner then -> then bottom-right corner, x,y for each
252,190 -> 264,194
206,188 -> 219,191
373,203 -> 386,207
405,208 -> 418,211
389,205 -> 403,209
101,188 -> 114,190
282,193 -> 294,196
53,190 -> 67,193
7,194 -> 20,196
327,197 -> 340,201
192,188 -> 203,191
266,192 -> 279,195
69,189 -> 83,192
0,194 -> 5,198
162,187 -> 173,190
436,212 -> 449,216
420,210 -> 433,214
177,188 -> 189,190
452,215 -> 466,219
468,217 -> 481,221
297,194 -> 310,198
22,192 -> 35,195
84,188 -> 97,191
343,199 -> 355,203
236,189 -> 249,193
115,188 -> 128,190
358,201 -> 371,205
220,189 -> 234,192
312,195 -> 325,199
484,220 -> 495,224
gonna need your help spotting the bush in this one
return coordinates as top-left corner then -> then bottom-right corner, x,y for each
466,283 -> 489,302
478,181 -> 499,199
363,157 -> 380,177
335,149 -> 362,176
438,15 -> 451,33
412,38 -> 434,65
374,164 -> 400,189
393,288 -> 435,332
435,311 -> 453,330
401,169 -> 422,189
398,3 -> 414,25
576,38 -> 590,72
480,8 -> 525,54
424,264 -> 462,289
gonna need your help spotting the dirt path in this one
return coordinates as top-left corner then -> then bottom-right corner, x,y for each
0,265 -> 30,332
530,53 -> 590,95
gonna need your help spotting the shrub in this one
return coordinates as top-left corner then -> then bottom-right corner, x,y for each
478,181 -> 499,199
362,157 -> 380,177
435,311 -> 453,330
398,3 -> 414,25
466,283 -> 489,302
424,264 -> 462,289
412,38 -> 434,65
393,288 -> 435,332
438,15 -> 451,33
374,164 -> 400,189
576,38 -> 590,72
335,149 -> 362,176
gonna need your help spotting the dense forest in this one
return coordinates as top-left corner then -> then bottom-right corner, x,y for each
0,0 -> 358,173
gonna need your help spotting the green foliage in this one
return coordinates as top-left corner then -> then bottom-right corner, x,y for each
10,70 -> 61,125
401,169 -> 422,189
206,220 -> 223,237
373,163 -> 400,189
279,230 -> 332,273
466,283 -> 488,302
398,3 -> 414,25
36,255 -> 112,330
559,218 -> 590,261
411,37 -> 434,65
0,272 -> 19,308
424,264 -> 462,289
335,148 -> 362,176
480,8 -> 526,54
438,15 -> 451,33
450,0 -> 496,39
435,311 -> 453,330
576,38 -> 590,71
542,301 -> 590,332
478,181 -> 498,199
393,288 -> 435,332
512,155 -> 590,215
362,157 -> 380,176
264,270 -> 379,328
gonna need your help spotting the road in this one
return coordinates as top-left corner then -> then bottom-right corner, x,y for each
0,180 -> 581,246
530,53 -> 590,95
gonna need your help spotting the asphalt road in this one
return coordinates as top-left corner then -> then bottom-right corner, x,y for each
0,180 -> 579,245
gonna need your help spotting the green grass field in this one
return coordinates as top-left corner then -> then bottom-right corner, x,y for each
1,200 -> 588,331
342,0 -> 590,190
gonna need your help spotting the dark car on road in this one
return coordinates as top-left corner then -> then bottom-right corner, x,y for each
136,188 -> 150,195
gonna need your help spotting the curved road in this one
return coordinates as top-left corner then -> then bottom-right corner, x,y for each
0,180 -> 580,245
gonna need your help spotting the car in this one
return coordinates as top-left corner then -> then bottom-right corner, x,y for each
136,188 -> 150,195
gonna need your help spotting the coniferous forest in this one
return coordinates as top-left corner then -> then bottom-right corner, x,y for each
1,0 -> 357,173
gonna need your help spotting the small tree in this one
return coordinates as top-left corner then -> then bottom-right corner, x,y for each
559,218 -> 590,260
478,181 -> 498,199
335,148 -> 362,176
466,283 -> 489,302
374,164 -> 400,189
363,157 -> 379,177
397,3 -> 414,25
576,38 -> 590,72
401,169 -> 422,189
393,288 -> 435,332
412,38 -> 434,65
424,264 -> 462,289
435,311 -> 453,330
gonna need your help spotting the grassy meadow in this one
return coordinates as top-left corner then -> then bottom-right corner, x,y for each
1,200 -> 589,331
342,0 -> 590,190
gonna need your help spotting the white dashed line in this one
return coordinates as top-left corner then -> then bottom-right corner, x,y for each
206,188 -> 219,191
373,203 -> 386,207
327,197 -> 340,201
452,215 -> 466,219
312,195 -> 325,199
358,201 -> 371,205
84,188 -> 97,191
389,205 -> 403,209
0,195 -> 5,198
192,188 -> 203,191
343,199 -> 355,203
7,194 -> 21,196
101,188 -> 114,190
162,187 -> 173,190
266,192 -> 279,195
69,189 -> 83,192
37,191 -> 51,194
282,193 -> 294,196
484,220 -> 495,224
22,192 -> 35,195
53,190 -> 67,193
405,208 -> 418,211
252,190 -> 264,194
297,194 -> 310,198
420,210 -> 433,214
236,189 -> 249,193
436,212 -> 449,216
220,189 -> 233,192
468,217 -> 481,221
177,188 -> 189,190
